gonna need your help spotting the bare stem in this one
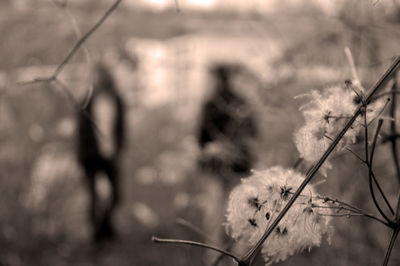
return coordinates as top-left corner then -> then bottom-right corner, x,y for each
19,0 -> 120,87
388,71 -> 400,221
389,72 -> 400,185
328,120 -> 394,215
370,118 -> 395,215
317,196 -> 391,227
53,0 -> 122,78
367,97 -> 391,128
373,90 -> 400,100
365,57 -> 400,105
17,0 -> 121,112
52,79 -> 102,136
367,118 -> 394,224
371,170 -> 395,216
152,236 -> 240,263
176,218 -> 215,244
324,134 -> 365,163
382,228 -> 399,266
63,6 -> 93,107
370,120 -> 395,216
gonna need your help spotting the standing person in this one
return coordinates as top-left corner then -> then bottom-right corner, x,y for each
77,63 -> 125,243
197,63 -> 258,263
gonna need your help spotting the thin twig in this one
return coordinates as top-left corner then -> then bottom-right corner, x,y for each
211,241 -> 235,266
52,79 -> 102,136
64,9 -> 91,64
324,134 -> 365,163
367,117 -> 394,224
364,111 -> 370,164
391,73 -> 400,220
343,146 -> 365,163
324,130 -> 393,215
176,218 -> 215,244
152,237 -> 240,263
315,196 -> 390,226
17,0 -> 121,117
365,57 -> 400,105
63,7 -> 93,108
372,90 -> 400,100
327,121 -> 394,215
367,97 -> 391,127
388,71 -> 400,205
19,0 -> 121,87
319,204 -> 390,226
53,0 -> 122,78
17,77 -> 55,85
382,228 -> 399,266
370,119 -> 395,215
318,213 -> 362,217
316,196 -> 364,212
52,0 -> 94,108
371,169 -> 395,216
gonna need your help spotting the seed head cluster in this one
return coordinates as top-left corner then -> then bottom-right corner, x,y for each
225,166 -> 333,265
294,82 -> 385,175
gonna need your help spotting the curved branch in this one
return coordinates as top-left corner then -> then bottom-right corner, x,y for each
368,119 -> 394,224
152,236 -> 240,263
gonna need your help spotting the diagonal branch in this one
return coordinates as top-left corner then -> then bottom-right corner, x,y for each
239,56 -> 400,266
52,0 -> 122,78
18,0 -> 122,86
382,228 -> 399,266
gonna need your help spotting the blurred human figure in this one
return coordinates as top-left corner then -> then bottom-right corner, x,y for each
197,63 -> 258,264
198,63 -> 257,185
77,63 -> 125,243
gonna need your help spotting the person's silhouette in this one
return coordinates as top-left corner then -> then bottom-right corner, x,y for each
198,64 -> 257,185
197,63 -> 258,264
77,63 -> 125,243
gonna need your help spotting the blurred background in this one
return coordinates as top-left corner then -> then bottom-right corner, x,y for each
1,0 -> 400,265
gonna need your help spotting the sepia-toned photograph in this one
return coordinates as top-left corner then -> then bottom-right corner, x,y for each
1,0 -> 400,265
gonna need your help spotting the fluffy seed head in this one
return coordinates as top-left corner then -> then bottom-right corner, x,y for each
294,83 -> 385,175
225,166 -> 333,265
